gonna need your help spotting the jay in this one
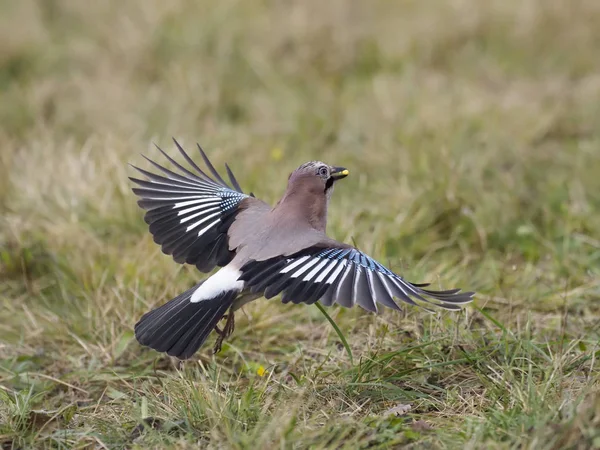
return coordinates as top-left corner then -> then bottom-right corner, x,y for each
131,140 -> 474,359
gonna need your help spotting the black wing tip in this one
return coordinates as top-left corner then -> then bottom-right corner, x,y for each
171,137 -> 185,153
195,142 -> 231,187
154,143 -> 170,159
196,142 -> 210,164
136,139 -> 245,194
225,163 -> 244,193
129,163 -> 151,181
140,154 -> 170,173
129,175 -> 149,186
171,138 -> 194,162
419,288 -> 475,309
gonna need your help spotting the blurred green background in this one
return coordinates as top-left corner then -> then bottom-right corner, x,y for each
1,0 -> 599,448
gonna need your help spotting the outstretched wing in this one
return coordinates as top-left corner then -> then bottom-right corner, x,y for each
130,139 -> 251,272
239,245 -> 474,312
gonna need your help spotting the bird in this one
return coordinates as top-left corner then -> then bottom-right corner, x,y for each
130,139 -> 474,359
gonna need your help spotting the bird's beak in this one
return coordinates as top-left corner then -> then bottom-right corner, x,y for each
330,166 -> 349,180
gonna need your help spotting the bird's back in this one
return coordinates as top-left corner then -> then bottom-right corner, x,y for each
229,197 -> 337,267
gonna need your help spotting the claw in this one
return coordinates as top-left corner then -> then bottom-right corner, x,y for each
213,313 -> 235,354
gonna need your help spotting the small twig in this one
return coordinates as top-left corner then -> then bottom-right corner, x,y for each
27,372 -> 89,394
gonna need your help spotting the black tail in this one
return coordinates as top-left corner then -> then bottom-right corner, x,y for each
134,283 -> 237,359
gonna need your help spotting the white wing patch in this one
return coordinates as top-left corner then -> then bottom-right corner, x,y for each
324,260 -> 346,284
289,258 -> 321,278
185,211 -> 221,232
179,206 -> 220,224
280,256 -> 310,274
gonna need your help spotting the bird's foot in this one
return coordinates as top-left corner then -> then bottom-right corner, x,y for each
213,313 -> 235,354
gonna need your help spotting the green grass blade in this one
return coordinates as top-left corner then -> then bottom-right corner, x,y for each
315,302 -> 354,366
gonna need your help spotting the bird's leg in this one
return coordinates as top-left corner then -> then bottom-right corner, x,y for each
213,314 -> 234,336
213,312 -> 235,354
213,293 -> 258,353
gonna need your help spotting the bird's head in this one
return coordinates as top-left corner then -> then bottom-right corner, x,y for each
287,161 -> 349,197
278,161 -> 349,230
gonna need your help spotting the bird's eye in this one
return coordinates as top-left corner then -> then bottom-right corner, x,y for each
318,166 -> 329,178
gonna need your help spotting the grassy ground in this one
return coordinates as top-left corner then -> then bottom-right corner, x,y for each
1,0 -> 599,448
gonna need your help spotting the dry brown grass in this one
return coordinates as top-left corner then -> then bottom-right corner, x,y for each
1,0 -> 599,448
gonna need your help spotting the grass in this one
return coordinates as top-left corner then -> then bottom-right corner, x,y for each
1,0 -> 599,448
